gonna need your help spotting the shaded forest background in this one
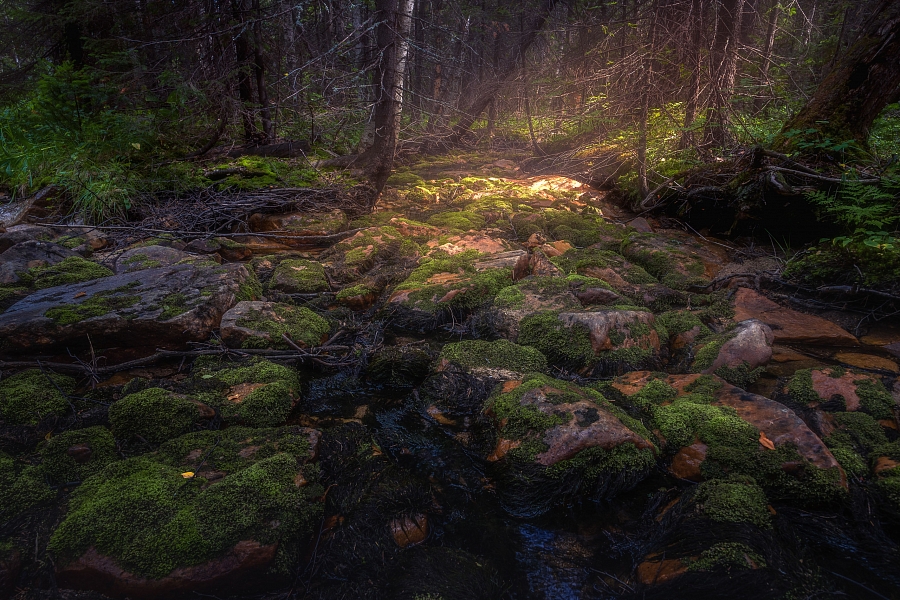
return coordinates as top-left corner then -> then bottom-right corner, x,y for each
0,0 -> 898,268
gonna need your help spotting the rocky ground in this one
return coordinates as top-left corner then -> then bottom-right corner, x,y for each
1,153 -> 899,600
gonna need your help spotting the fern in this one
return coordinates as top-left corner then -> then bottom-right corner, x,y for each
805,175 -> 900,249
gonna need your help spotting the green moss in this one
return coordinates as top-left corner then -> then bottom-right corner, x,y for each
219,380 -> 296,428
203,359 -> 298,387
855,379 -> 894,420
694,477 -> 771,528
236,270 -> 263,302
687,542 -> 766,572
40,426 -> 118,483
159,292 -> 189,320
427,211 -> 486,231
193,359 -> 300,427
621,234 -> 709,290
236,304 -> 330,350
830,447 -> 868,477
655,396 -> 733,450
336,283 -> 375,300
692,336 -> 728,372
0,369 -> 75,425
387,171 -> 427,188
29,256 -> 112,290
109,388 -> 201,444
544,441 -> 656,483
122,253 -> 161,269
44,286 -> 141,325
517,311 -> 595,368
655,310 -> 711,339
626,379 -> 678,414
786,369 -> 820,405
269,259 -> 329,294
397,253 -> 512,314
684,374 -> 724,396
493,285 -> 526,308
49,438 -> 322,580
0,454 -> 55,519
440,339 -> 548,373
828,412 -> 888,453
550,248 -> 658,285
485,374 -> 571,441
714,362 -> 764,390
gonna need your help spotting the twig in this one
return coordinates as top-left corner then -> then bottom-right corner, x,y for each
764,165 -> 879,184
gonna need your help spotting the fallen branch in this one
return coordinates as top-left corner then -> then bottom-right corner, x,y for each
764,165 -> 880,184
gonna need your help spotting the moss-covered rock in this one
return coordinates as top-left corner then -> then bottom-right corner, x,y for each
0,369 -> 76,426
0,451 -> 55,520
620,231 -> 719,290
785,367 -> 894,418
192,359 -> 300,427
40,426 -> 118,483
440,339 -> 547,376
220,301 -> 330,350
28,256 -> 113,289
426,210 -> 486,231
49,426 -> 322,585
267,259 -> 329,294
484,374 -> 655,516
693,477 -> 771,528
109,388 -> 207,445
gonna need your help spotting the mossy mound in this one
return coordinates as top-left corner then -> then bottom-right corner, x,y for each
440,339 -> 547,375
517,311 -> 595,368
267,259 -> 329,294
192,359 -> 300,427
0,451 -> 55,520
49,426 -> 322,580
109,388 -> 206,445
484,374 -> 655,517
234,302 -> 330,349
786,368 -> 895,418
325,225 -> 423,279
620,232 -> 711,290
366,345 -> 435,387
40,426 -> 118,483
692,477 -> 772,528
784,241 -> 900,289
389,250 -> 512,331
550,247 -> 658,285
0,369 -> 76,426
25,256 -> 113,290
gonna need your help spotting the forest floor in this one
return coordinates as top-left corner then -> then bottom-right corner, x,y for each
1,151 -> 899,599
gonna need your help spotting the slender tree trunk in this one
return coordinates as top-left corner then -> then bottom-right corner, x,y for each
704,0 -> 745,146
232,0 -> 257,142
680,0 -> 704,149
755,0 -> 779,111
358,0 -> 415,203
776,0 -> 900,152
638,0 -> 660,198
253,0 -> 273,142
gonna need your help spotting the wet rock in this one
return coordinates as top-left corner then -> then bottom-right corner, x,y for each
698,319 -> 773,374
518,309 -> 661,371
834,351 -> 899,373
389,513 -> 429,548
0,224 -> 54,253
474,249 -> 526,272
0,240 -> 79,284
427,233 -> 515,256
220,301 -> 330,349
627,216 -> 654,233
733,288 -> 858,346
51,426 -> 322,599
485,276 -> 583,340
114,245 -> 200,273
785,367 -> 894,417
620,231 -> 726,289
0,262 -> 254,354
485,375 -> 656,517
267,258 -> 330,294
322,225 -> 423,283
248,208 -> 347,236
335,282 -> 380,310
574,286 -> 622,306
670,441 -> 708,481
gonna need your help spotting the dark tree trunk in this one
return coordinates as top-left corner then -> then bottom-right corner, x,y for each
776,0 -> 900,151
679,0 -> 704,149
232,0 -> 257,142
705,0 -> 745,146
253,0 -> 273,142
357,0 -> 415,204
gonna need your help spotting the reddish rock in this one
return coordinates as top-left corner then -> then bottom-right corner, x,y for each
732,288 -> 858,346
390,514 -> 429,548
249,209 -> 347,236
834,352 -> 899,373
428,234 -> 513,256
574,287 -> 622,306
56,541 -> 278,599
808,368 -> 879,411
670,442 -> 707,481
67,443 -> 93,464
487,438 -> 522,462
701,319 -> 774,374
627,217 -> 654,233
558,310 -> 660,356
636,555 -> 689,585
516,385 -> 655,466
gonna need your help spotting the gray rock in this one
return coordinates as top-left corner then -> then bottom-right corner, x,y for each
113,245 -> 210,274
0,240 -> 78,284
0,262 -> 253,354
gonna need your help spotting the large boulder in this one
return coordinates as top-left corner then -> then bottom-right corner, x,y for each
0,262 -> 256,354
0,240 -> 79,284
219,301 -> 330,350
484,375 -> 656,517
50,426 -> 323,599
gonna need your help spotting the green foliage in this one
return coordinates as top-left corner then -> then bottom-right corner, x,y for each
40,426 -> 118,483
27,257 -> 113,289
805,176 -> 899,251
517,311 -> 595,368
693,477 -> 771,528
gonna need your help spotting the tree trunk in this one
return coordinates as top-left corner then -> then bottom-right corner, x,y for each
357,0 -> 415,204
776,0 -> 900,152
754,0 -> 779,111
679,0 -> 704,149
232,0 -> 257,143
253,0 -> 273,142
704,0 -> 745,146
